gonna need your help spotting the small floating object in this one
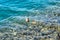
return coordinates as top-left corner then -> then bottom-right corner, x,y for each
26,18 -> 29,22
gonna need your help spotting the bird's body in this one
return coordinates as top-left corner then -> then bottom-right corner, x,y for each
25,18 -> 37,25
26,18 -> 29,22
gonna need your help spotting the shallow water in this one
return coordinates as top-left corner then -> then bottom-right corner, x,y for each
0,0 -> 60,40
0,0 -> 60,20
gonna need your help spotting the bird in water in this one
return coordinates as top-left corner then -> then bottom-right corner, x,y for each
26,18 -> 29,22
25,18 -> 36,25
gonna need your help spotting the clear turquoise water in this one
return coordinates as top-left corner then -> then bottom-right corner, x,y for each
0,0 -> 60,24
0,0 -> 60,40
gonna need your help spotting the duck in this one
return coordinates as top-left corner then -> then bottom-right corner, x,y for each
25,18 -> 37,25
26,18 -> 29,22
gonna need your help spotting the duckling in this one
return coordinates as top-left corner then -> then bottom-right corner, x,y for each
26,18 -> 29,22
26,18 -> 37,25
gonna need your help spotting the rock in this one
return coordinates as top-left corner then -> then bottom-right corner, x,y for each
50,38 -> 54,40
33,36 -> 41,40
13,32 -> 17,36
22,32 -> 32,35
56,33 -> 60,40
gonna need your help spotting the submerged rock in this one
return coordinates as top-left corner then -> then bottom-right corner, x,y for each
56,33 -> 60,40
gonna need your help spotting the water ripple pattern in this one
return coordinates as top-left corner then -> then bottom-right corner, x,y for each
0,0 -> 60,40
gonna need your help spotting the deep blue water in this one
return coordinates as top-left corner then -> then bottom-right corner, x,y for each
0,0 -> 60,23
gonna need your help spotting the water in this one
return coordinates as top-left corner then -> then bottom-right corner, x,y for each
0,0 -> 60,40
0,0 -> 59,20
0,0 -> 60,23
